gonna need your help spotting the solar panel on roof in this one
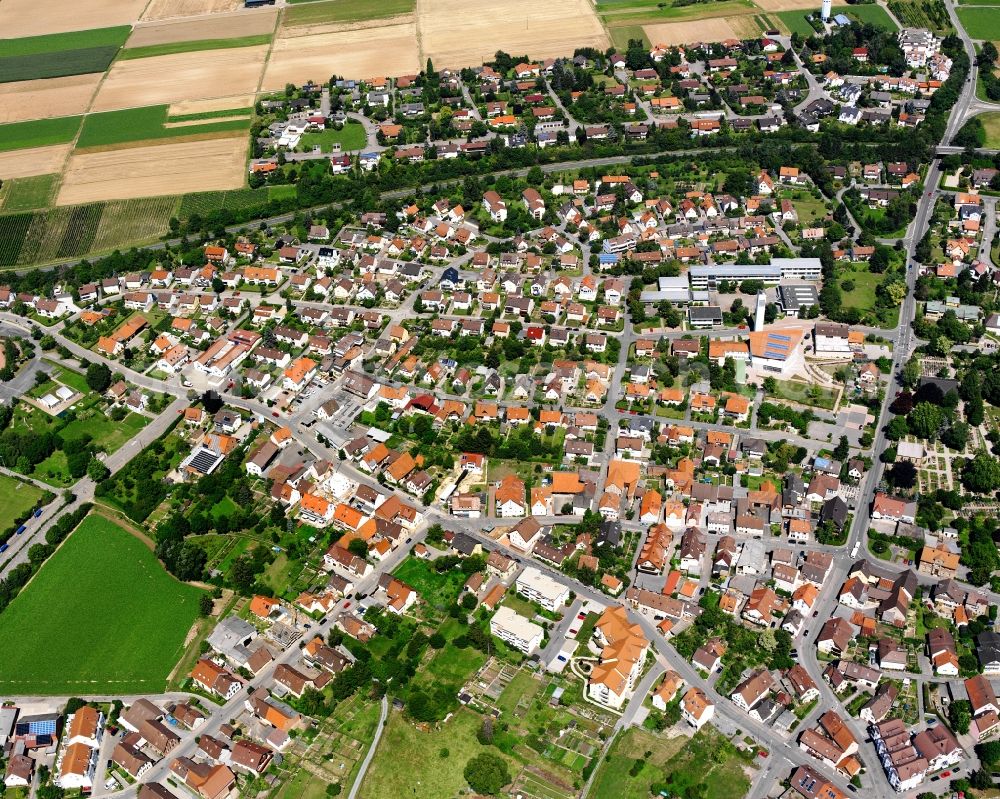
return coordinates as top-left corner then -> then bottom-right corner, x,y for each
771,333 -> 791,342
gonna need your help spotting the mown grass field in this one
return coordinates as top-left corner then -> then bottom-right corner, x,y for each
0,514 -> 204,694
119,34 -> 272,60
167,107 -> 254,123
362,709 -> 513,799
981,112 -> 1000,148
957,7 -> 1000,38
777,4 -> 897,33
592,727 -> 751,799
0,116 -> 82,152
0,473 -> 45,531
298,122 -> 366,151
0,174 -> 59,212
0,27 -> 130,83
1,26 -> 131,55
283,0 -> 414,22
77,104 -> 250,148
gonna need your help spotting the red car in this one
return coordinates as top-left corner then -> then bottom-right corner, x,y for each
271,411 -> 279,418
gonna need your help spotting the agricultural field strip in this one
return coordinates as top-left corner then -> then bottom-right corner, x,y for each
118,34 -> 273,60
0,26 -> 131,83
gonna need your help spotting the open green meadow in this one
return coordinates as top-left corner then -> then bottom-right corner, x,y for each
77,104 -> 250,148
1,27 -> 131,56
957,7 -> 1000,38
298,122 -> 367,152
393,557 -> 467,610
841,4 -> 899,28
118,34 -> 272,61
777,4 -> 897,33
0,473 -> 45,531
982,112 -> 1000,148
0,116 -> 83,153
283,0 -> 415,22
591,727 -> 751,799
166,107 -> 254,123
0,514 -> 204,694
0,27 -> 130,83
361,709 -> 512,799
0,175 -> 59,212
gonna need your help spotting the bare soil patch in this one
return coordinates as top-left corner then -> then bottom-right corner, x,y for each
167,94 -> 256,115
0,0 -> 146,36
127,10 -> 277,46
92,46 -> 268,112
643,17 -> 741,44
419,0 -> 608,67
0,74 -> 101,124
262,22 -> 420,86
140,0 -> 244,21
57,136 -> 247,204
0,145 -> 72,180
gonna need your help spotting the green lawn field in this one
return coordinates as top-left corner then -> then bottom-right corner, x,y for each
777,4 -> 897,33
362,709 -> 513,799
0,473 -> 45,531
0,27 -> 130,83
1,26 -> 131,56
841,3 -> 899,28
118,34 -> 272,60
592,727 -> 751,799
77,105 -> 250,148
957,7 -> 1000,37
0,514 -> 203,694
166,107 -> 254,123
393,557 -> 467,610
839,263 -> 882,311
0,117 -> 83,153
982,112 -> 1000,147
0,175 -> 58,212
283,0 -> 414,23
298,122 -> 367,152
775,8 -> 816,34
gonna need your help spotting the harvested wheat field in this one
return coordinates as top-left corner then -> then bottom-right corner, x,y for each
0,74 -> 101,124
127,11 -> 277,47
0,145 -> 71,180
141,0 -> 244,21
262,23 -> 420,86
0,0 -> 146,36
419,0 -> 607,67
168,94 -> 256,116
643,17 -> 742,45
92,47 -> 268,112
57,136 -> 247,205
754,0 -> 819,10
